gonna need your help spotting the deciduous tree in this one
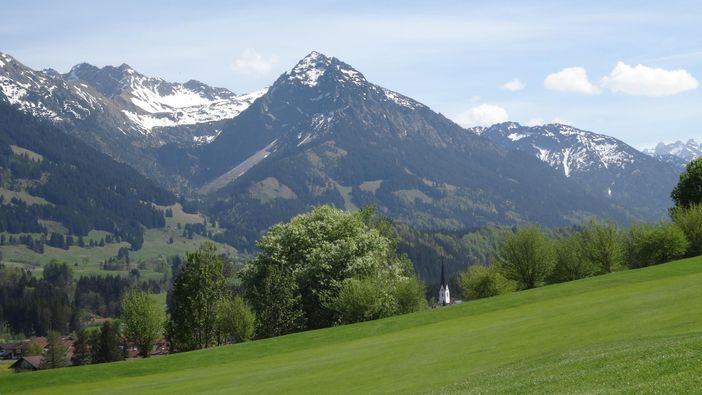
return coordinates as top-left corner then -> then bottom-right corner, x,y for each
121,288 -> 165,357
671,204 -> 702,257
215,296 -> 255,344
576,220 -> 624,274
672,158 -> 702,208
498,226 -> 555,289
167,242 -> 225,352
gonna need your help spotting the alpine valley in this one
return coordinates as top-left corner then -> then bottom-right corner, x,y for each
0,50 -> 686,280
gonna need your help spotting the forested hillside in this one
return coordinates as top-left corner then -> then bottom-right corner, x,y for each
0,102 -> 175,250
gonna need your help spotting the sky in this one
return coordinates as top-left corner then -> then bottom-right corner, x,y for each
1,0 -> 701,148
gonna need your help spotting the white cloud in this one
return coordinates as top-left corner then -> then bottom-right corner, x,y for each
232,49 -> 277,75
501,78 -> 525,91
454,104 -> 509,127
601,61 -> 699,96
544,67 -> 600,95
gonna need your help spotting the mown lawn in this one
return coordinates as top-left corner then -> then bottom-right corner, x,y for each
2,256 -> 701,394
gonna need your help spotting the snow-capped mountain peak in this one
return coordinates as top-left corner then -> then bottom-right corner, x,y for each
0,51 -> 267,147
65,61 -> 266,134
287,51 -> 331,87
286,51 -> 367,88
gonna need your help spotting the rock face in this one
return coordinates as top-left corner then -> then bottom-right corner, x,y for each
472,122 -> 680,219
199,52 -> 628,249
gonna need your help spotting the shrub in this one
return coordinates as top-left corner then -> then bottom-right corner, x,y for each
626,223 -> 689,268
331,278 -> 387,324
459,264 -> 514,300
215,296 -> 256,344
394,277 -> 427,314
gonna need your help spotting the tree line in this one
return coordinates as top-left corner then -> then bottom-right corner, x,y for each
0,261 -> 167,337
460,158 -> 702,300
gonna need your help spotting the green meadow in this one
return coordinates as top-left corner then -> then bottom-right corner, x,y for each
3,256 -> 701,394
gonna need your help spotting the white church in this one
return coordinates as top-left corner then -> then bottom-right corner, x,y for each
438,262 -> 450,306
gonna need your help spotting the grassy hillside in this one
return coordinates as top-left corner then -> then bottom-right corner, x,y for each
3,257 -> 702,394
0,203 -> 236,281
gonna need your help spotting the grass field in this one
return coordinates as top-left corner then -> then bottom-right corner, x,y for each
2,256 -> 701,394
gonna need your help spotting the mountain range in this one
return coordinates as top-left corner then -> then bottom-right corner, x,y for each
472,122 -> 680,220
643,139 -> 701,169
0,52 -> 263,187
0,50 -> 685,255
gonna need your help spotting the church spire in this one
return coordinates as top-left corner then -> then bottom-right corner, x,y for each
440,259 -> 446,287
439,259 -> 450,306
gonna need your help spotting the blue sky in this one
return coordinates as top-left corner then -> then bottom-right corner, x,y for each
2,0 -> 701,147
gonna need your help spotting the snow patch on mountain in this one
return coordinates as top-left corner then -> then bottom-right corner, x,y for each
0,75 -> 63,120
382,88 -> 423,109
122,88 -> 267,132
65,62 -> 267,134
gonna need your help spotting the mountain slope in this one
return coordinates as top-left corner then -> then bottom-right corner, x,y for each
473,122 -> 680,220
198,52 -> 627,249
6,256 -> 701,394
0,101 -> 175,249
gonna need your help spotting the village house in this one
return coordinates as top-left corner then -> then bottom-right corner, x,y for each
9,355 -> 44,372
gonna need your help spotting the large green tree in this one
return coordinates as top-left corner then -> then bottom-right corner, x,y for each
243,205 -> 422,337
498,226 -> 555,289
121,288 -> 165,357
167,242 -> 225,352
672,158 -> 702,208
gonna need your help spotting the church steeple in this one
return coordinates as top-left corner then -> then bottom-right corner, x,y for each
439,260 -> 450,306
440,260 -> 446,288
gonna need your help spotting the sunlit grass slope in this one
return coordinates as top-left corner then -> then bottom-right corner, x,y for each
3,256 -> 701,394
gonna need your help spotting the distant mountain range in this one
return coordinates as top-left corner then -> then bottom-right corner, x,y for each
472,122 -> 680,220
0,50 -> 686,253
643,139 -> 701,169
0,52 -> 263,186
